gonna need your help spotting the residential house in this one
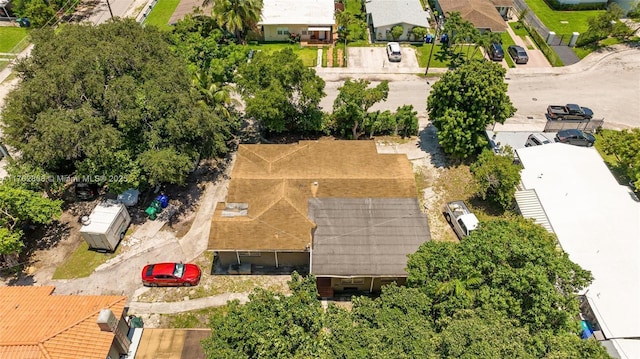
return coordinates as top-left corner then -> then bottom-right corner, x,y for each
259,0 -> 335,43
365,0 -> 431,41
515,144 -> 640,359
208,141 -> 430,295
434,0 -> 510,32
0,286 -> 130,359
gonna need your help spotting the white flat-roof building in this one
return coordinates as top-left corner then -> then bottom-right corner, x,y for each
516,143 -> 640,359
259,0 -> 335,42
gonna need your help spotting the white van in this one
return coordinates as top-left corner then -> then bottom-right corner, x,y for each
386,42 -> 402,62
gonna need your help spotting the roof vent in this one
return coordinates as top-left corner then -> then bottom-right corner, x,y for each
97,309 -> 118,332
80,216 -> 91,225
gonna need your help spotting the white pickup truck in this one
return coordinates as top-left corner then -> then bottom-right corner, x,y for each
444,201 -> 479,240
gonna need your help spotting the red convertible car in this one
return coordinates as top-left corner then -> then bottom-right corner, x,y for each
141,262 -> 201,287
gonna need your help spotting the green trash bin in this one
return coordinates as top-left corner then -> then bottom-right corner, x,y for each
145,199 -> 162,220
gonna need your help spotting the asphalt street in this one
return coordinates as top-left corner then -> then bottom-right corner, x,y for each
318,45 -> 640,130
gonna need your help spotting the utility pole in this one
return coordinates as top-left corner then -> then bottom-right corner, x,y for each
105,0 -> 114,19
424,15 -> 441,77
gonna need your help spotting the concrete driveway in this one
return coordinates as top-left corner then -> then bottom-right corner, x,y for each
348,46 -> 420,72
504,21 -> 551,68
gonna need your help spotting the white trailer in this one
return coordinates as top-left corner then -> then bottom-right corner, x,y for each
80,202 -> 131,251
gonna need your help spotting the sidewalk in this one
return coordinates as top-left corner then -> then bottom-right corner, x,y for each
128,292 -> 250,314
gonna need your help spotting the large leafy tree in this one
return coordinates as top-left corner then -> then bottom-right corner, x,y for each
235,48 -> 326,134
1,19 -> 231,192
332,79 -> 389,139
325,285 -> 439,358
202,273 -> 328,358
427,60 -> 515,159
599,128 -> 640,189
470,147 -> 521,210
0,182 -> 62,257
203,0 -> 263,44
407,217 -> 593,333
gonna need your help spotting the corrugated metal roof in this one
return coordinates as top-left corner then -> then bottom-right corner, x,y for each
514,189 -> 554,233
365,0 -> 431,28
309,198 -> 430,276
135,329 -> 211,359
0,286 -> 126,359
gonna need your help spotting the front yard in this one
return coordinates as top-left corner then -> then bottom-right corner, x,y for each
524,0 -> 604,37
413,44 -> 485,67
248,43 -> 319,67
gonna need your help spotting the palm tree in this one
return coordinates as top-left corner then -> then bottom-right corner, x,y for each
202,0 -> 263,44
472,31 -> 502,60
435,272 -> 483,304
192,69 -> 239,120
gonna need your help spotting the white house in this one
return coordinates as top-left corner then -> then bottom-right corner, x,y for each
259,0 -> 335,43
365,0 -> 431,42
516,144 -> 640,359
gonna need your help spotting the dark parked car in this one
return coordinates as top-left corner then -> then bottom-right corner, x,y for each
75,182 -> 99,201
142,262 -> 202,287
555,129 -> 596,147
508,45 -> 529,64
487,43 -> 504,61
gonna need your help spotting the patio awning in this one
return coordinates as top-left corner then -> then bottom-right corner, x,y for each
308,27 -> 332,32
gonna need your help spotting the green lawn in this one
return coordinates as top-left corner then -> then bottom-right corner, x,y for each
248,43 -> 318,67
0,28 -> 29,53
52,241 -> 122,279
413,44 -> 484,67
500,32 -> 517,67
144,0 -> 180,31
524,0 -> 604,36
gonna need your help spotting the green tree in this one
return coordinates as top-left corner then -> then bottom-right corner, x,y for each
0,182 -> 62,256
332,79 -> 389,139
235,48 -> 326,134
427,60 -> 515,159
599,128 -> 640,189
390,25 -> 404,40
0,20 -> 231,192
411,26 -> 428,42
202,272 -> 328,358
206,0 -> 263,44
579,4 -> 632,45
470,147 -> 521,210
407,217 -> 593,333
395,104 -> 419,137
325,285 -> 439,358
22,0 -> 57,27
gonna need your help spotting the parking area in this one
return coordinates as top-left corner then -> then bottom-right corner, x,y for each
347,46 -> 420,71
487,130 -> 554,152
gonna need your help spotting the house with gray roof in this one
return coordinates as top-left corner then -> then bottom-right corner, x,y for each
365,0 -> 431,41
309,197 -> 430,297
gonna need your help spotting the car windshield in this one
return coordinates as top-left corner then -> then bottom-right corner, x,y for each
173,263 -> 185,278
145,265 -> 154,277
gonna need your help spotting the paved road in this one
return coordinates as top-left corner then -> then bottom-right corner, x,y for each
318,45 -> 640,130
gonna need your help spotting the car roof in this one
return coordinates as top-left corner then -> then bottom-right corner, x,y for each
147,263 -> 176,275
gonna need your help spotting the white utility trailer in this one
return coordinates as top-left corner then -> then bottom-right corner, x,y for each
80,202 -> 131,251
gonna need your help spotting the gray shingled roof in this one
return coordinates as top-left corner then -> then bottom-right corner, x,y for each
309,198 -> 431,276
365,0 -> 431,28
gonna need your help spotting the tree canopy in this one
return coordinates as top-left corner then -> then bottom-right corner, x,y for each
470,147 -> 522,210
427,60 -> 515,159
235,48 -> 326,134
0,19 -> 232,192
407,217 -> 592,334
332,79 -> 389,139
598,128 -> 640,189
0,181 -> 62,256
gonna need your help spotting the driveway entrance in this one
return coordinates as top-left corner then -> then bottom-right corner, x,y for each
347,46 -> 420,71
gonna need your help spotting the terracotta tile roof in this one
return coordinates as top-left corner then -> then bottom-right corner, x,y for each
438,0 -> 509,32
0,286 -> 127,359
209,140 -> 417,251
